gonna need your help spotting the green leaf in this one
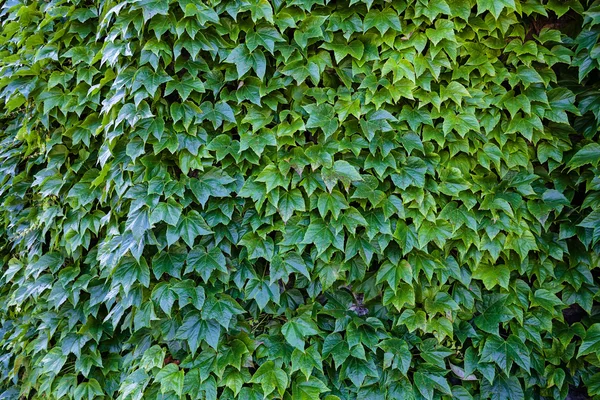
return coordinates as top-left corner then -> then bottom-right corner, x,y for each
42,348 -> 67,375
270,252 -> 311,283
165,75 -> 205,101
74,379 -> 104,400
152,246 -> 186,279
282,313 -> 320,351
579,210 -> 600,229
167,210 -> 213,247
302,218 -> 336,255
292,377 -> 329,400
578,324 -> 600,358
378,338 -> 412,375
225,44 -> 266,79
202,295 -> 245,329
322,333 -> 350,368
176,311 -> 221,353
199,101 -> 236,129
480,335 -> 531,374
317,190 -> 349,220
477,0 -> 516,19
481,373 -> 524,400
321,40 -> 364,63
256,164 -> 290,193
137,0 -> 170,21
391,157 -> 427,189
156,364 -> 184,396
134,66 -> 173,96
112,257 -> 151,291
472,264 -> 510,290
376,260 -> 412,292
340,356 -> 379,387
186,246 -> 227,282
278,189 -> 306,222
141,345 -> 166,371
250,361 -> 288,397
568,143 -> 600,168
364,8 -> 402,34
532,289 -> 563,312
291,345 -> 323,379
303,103 -> 339,139
189,169 -> 235,207
246,278 -> 280,309
475,294 -> 511,335
321,160 -> 362,192
414,370 -> 452,399
246,25 -> 285,53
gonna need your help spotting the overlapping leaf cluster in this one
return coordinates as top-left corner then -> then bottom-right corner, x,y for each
1,0 -> 600,398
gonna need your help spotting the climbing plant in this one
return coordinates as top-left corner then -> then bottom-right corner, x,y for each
1,0 -> 600,399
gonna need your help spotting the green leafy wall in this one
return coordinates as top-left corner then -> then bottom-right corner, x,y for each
1,0 -> 600,399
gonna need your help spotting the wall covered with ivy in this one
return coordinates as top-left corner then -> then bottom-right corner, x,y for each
1,0 -> 600,399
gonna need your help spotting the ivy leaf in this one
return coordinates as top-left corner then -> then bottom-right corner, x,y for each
414,370 -> 452,399
270,252 -> 311,283
199,101 -> 236,129
176,311 -> 221,353
134,66 -> 172,96
321,160 -> 362,192
152,246 -> 186,279
282,313 -> 321,351
378,338 -> 412,375
150,198 -> 183,226
320,40 -> 364,63
141,345 -> 166,371
246,25 -> 285,53
165,75 -> 205,101
225,45 -> 266,79
137,0 -> 170,21
568,143 -> 600,168
189,169 -> 235,207
376,260 -> 412,292
156,364 -> 184,396
246,278 -> 280,310
475,294 -> 511,335
42,348 -> 67,375
532,289 -> 563,312
317,190 -> 349,220
340,356 -> 379,387
578,324 -> 600,358
167,210 -> 213,247
477,0 -> 516,19
256,164 -> 290,193
112,257 -> 151,291
480,335 -> 531,373
278,189 -> 306,222
391,157 -> 427,189
74,379 -> 104,400
292,377 -> 329,400
246,0 -> 274,23
579,210 -> 600,229
322,333 -> 350,368
363,8 -> 402,34
250,361 -> 288,398
291,345 -> 323,379
202,295 -> 245,329
472,264 -> 510,290
303,103 -> 339,139
186,246 -> 227,282
302,218 -> 336,255
481,373 -> 524,400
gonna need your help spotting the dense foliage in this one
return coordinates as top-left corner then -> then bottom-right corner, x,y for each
1,0 -> 600,398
